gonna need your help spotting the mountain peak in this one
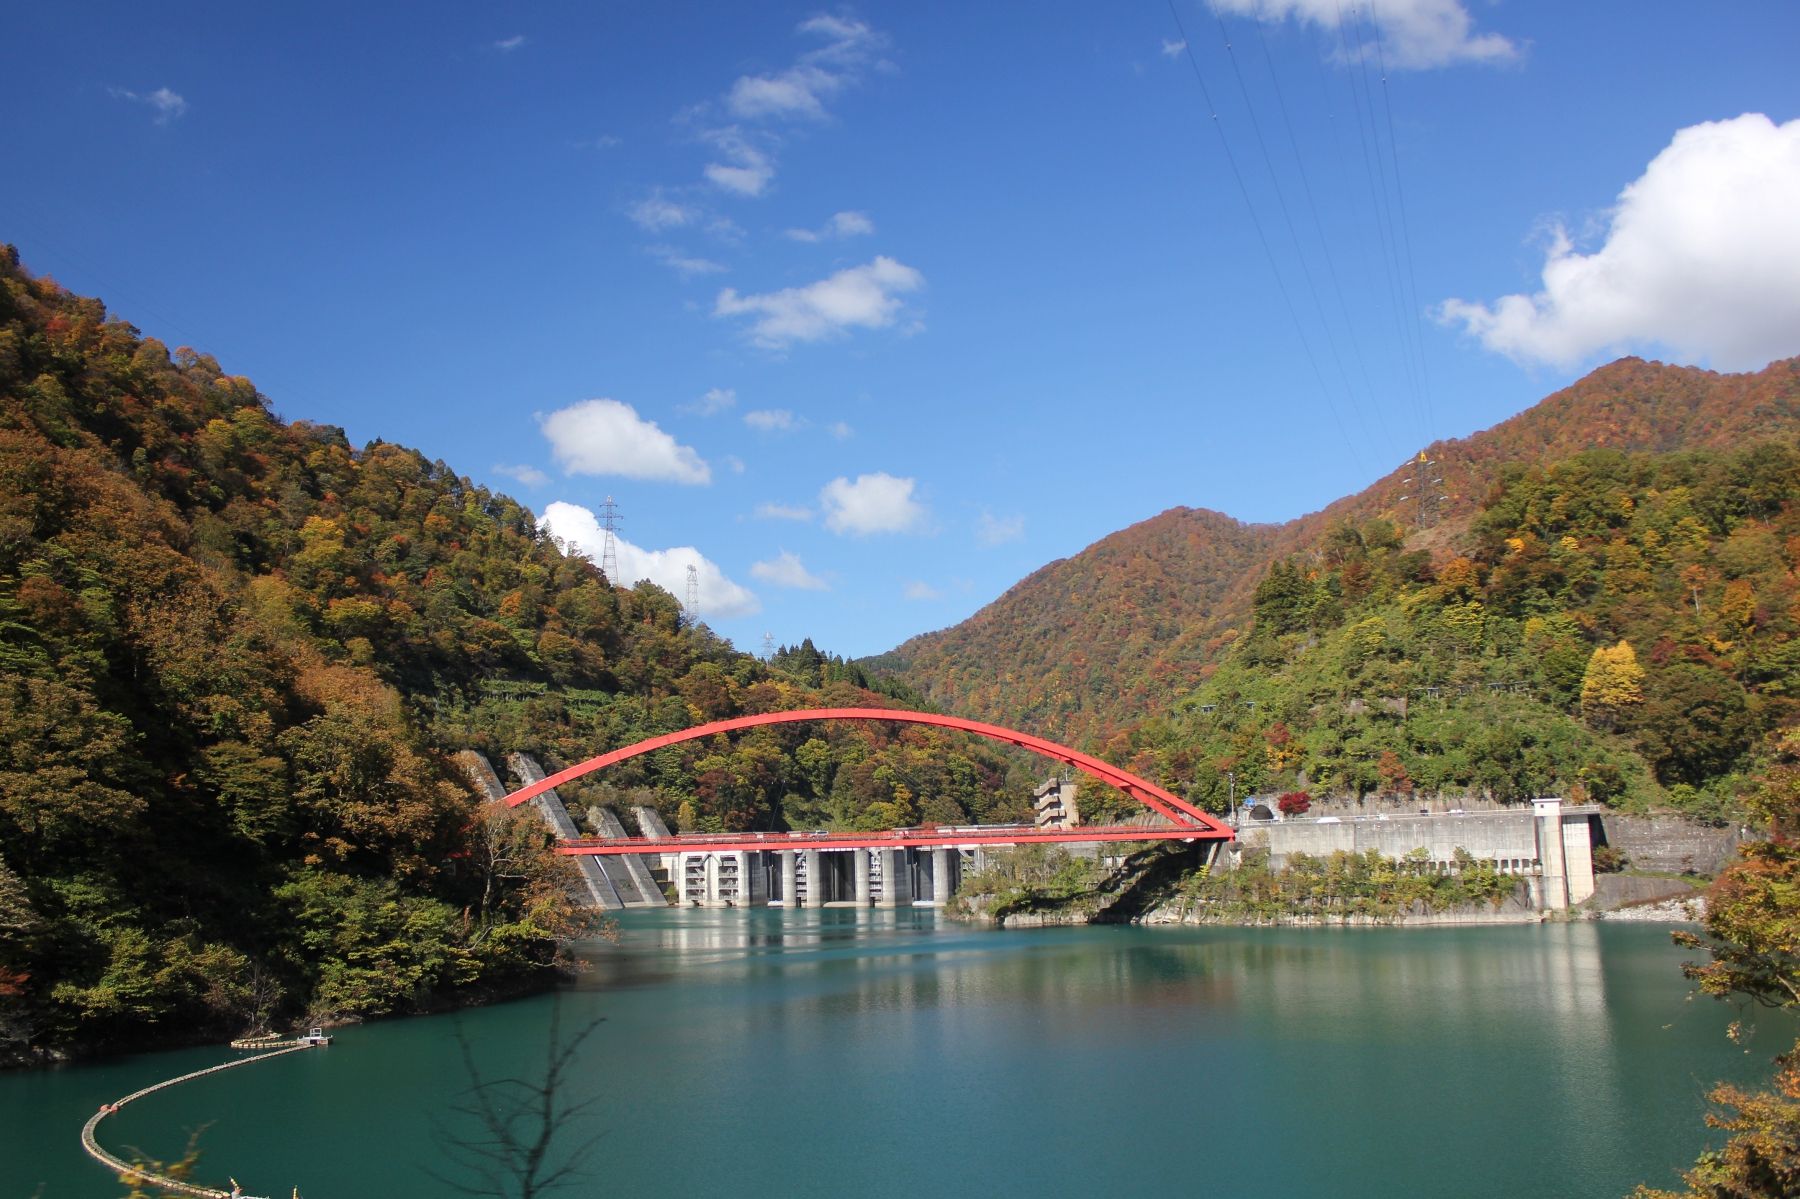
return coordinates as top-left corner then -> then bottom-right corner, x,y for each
864,356 -> 1800,747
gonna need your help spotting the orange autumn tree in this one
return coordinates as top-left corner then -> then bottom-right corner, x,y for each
1635,729 -> 1800,1198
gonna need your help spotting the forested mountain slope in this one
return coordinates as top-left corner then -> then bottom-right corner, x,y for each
867,357 -> 1800,749
865,508 -> 1276,747
1107,440 -> 1800,819
0,249 -> 1031,1063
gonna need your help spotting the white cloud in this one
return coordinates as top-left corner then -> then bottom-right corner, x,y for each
1439,114 -> 1800,373
539,398 -> 711,485
751,550 -> 829,590
785,210 -> 876,242
682,387 -> 737,416
728,65 -> 844,121
744,408 -> 799,432
820,472 -> 925,535
828,421 -> 854,440
1210,0 -> 1515,70
797,13 -> 883,60
714,256 -> 924,348
903,580 -> 942,601
705,159 -> 774,197
628,192 -> 698,231
723,454 -> 747,474
755,502 -> 814,521
976,511 -> 1025,546
699,14 -> 888,198
541,501 -> 759,617
494,464 -> 550,488
647,245 -> 728,276
726,14 -> 885,122
494,34 -> 527,52
109,86 -> 188,124
1160,38 -> 1187,58
829,211 -> 875,236
703,129 -> 775,197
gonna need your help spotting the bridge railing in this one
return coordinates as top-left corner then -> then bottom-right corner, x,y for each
558,821 -> 1228,856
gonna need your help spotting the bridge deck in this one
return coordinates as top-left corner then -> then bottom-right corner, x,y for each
559,822 -> 1231,856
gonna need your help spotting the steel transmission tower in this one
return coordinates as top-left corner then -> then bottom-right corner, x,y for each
1399,452 -> 1447,529
684,564 -> 700,624
597,495 -> 621,583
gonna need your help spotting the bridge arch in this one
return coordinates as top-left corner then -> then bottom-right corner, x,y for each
502,706 -> 1233,836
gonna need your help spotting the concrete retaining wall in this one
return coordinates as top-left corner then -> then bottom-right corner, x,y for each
1594,814 -> 1744,876
1589,873 -> 1704,908
1241,811 -> 1546,870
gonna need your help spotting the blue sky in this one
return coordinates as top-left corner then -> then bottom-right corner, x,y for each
5,2 -> 1799,659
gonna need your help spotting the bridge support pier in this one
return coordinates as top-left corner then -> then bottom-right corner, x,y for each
780,850 -> 798,907
803,849 -> 825,906
853,850 -> 872,906
932,847 -> 954,905
876,848 -> 912,908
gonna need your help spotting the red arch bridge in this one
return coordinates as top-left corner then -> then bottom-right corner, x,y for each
501,708 -> 1233,906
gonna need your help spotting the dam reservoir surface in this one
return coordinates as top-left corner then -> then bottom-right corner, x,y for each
6,912 -> 1785,1198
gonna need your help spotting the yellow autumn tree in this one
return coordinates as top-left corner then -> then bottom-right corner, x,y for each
1580,640 -> 1645,730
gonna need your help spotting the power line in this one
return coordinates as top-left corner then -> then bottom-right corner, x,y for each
1212,11 -> 1373,459
1340,2 -> 1428,440
1247,15 -> 1390,448
1366,0 -> 1437,437
1212,8 -> 1388,457
1164,0 -> 1362,468
3,204 -> 213,353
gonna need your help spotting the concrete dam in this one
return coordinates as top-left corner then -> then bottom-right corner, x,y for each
456,749 -> 966,909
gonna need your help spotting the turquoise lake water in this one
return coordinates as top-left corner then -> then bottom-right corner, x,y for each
4,912 -> 1786,1198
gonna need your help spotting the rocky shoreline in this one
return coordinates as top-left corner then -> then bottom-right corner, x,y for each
1590,896 -> 1706,922
952,890 -> 1708,930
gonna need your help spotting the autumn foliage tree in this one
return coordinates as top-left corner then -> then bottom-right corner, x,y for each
1580,640 -> 1646,730
1376,750 -> 1414,797
1636,729 -> 1800,1197
1276,791 -> 1312,817
0,247 -> 1032,1059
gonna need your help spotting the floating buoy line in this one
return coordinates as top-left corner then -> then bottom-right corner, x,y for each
79,1032 -> 331,1198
